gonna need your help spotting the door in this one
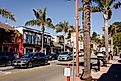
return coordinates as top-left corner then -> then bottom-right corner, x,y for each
33,53 -> 39,66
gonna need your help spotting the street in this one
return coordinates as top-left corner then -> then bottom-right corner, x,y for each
0,56 -> 96,81
0,64 -> 66,81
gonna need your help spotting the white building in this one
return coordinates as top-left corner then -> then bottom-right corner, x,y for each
15,26 -> 52,54
71,32 -> 83,52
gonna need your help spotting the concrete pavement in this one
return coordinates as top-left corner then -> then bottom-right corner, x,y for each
91,55 -> 120,80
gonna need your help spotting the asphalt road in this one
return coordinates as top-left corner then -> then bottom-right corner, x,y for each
0,64 -> 66,81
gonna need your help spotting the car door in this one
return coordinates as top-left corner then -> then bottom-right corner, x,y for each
0,52 -> 6,65
33,53 -> 40,66
38,53 -> 45,65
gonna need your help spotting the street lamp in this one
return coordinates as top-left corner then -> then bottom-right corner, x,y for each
75,0 -> 81,81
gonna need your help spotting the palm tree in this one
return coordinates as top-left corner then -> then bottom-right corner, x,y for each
55,21 -> 70,52
82,0 -> 92,80
0,8 -> 16,22
25,8 -> 54,53
80,0 -> 121,59
91,0 -> 121,60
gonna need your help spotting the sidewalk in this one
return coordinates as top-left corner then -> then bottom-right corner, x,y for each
91,55 -> 120,80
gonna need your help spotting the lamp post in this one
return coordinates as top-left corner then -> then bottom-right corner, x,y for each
75,0 -> 81,81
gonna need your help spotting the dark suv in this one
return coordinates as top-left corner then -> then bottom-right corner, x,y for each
12,52 -> 48,68
0,52 -> 15,66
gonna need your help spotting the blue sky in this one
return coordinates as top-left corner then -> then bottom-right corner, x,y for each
0,0 -> 121,36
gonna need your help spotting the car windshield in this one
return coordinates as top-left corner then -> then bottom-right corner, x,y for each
22,53 -> 34,58
60,52 -> 68,55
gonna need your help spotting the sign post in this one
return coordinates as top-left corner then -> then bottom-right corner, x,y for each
64,64 -> 71,81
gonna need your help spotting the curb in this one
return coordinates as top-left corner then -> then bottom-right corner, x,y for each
0,66 -> 14,71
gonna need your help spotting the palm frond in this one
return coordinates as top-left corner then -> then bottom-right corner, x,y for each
25,19 -> 39,26
46,18 -> 55,29
55,25 -> 63,33
92,0 -> 104,7
33,9 -> 41,19
91,6 -> 102,12
108,9 -> 112,20
41,8 -> 46,21
108,0 -> 117,6
79,6 -> 102,13
0,8 -> 16,22
79,7 -> 83,11
113,1 -> 121,9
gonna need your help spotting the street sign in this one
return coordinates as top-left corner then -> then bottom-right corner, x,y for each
64,67 -> 71,76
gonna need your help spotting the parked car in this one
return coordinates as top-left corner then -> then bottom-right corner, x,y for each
12,52 -> 48,68
95,52 -> 106,57
0,52 -> 15,66
58,52 -> 72,61
47,53 -> 59,60
74,51 -> 84,57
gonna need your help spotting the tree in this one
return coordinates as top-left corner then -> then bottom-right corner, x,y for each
80,0 -> 121,60
0,8 -> 16,22
82,0 -> 92,80
92,32 -> 97,39
55,21 -> 70,52
109,22 -> 121,55
91,0 -> 121,60
25,8 -> 54,53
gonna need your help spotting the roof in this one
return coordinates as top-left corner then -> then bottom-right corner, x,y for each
0,22 -> 15,31
17,26 -> 51,36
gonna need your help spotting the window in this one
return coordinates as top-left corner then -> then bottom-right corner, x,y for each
44,37 -> 47,43
39,53 -> 45,57
33,34 -> 36,44
26,34 -> 32,44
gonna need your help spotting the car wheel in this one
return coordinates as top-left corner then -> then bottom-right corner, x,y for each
52,57 -> 54,60
8,61 -> 12,66
44,60 -> 48,65
28,62 -> 33,68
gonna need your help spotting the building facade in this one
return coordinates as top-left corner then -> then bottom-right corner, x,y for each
16,26 -> 51,54
0,23 -> 21,55
71,32 -> 84,52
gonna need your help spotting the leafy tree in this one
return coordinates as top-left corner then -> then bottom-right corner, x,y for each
25,8 -> 54,53
109,22 -> 121,54
92,32 -> 97,40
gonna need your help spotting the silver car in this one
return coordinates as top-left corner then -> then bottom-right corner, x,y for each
58,52 -> 72,61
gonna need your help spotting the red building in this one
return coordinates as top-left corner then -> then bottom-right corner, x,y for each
0,22 -> 22,57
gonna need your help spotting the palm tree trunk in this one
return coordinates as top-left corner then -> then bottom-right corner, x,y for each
83,0 -> 92,80
111,37 -> 113,56
64,33 -> 66,52
41,26 -> 45,53
104,13 -> 109,59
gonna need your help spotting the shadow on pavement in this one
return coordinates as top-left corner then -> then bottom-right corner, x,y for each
97,64 -> 121,81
